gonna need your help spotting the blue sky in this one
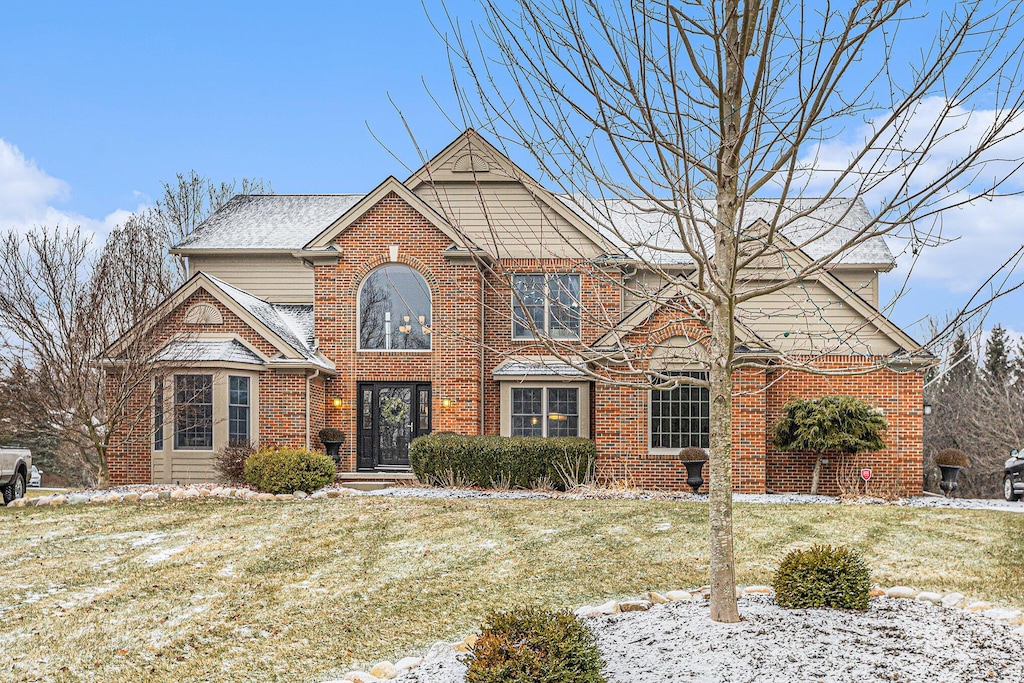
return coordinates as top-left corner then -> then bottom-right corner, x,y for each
1,1 -> 1022,352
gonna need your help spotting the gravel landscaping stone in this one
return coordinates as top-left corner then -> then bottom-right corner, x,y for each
397,596 -> 1022,683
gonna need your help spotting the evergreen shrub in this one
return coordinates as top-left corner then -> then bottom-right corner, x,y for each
773,544 -> 871,610
243,447 -> 335,494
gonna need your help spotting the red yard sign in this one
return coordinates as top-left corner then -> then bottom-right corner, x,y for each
861,468 -> 872,482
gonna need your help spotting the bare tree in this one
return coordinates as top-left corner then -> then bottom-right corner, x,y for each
0,219 -> 178,487
925,324 -> 1024,497
154,171 -> 273,281
432,0 -> 1024,621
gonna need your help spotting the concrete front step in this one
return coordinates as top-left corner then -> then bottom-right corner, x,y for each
336,471 -> 418,491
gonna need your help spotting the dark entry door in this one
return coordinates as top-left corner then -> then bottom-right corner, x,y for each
357,383 -> 431,470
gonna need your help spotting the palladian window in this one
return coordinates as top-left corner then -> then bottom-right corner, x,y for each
358,265 -> 432,350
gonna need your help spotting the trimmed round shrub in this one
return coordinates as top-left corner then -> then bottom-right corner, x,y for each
409,434 -> 596,490
773,544 -> 871,610
243,447 -> 335,494
934,448 -> 969,468
214,441 -> 257,484
678,446 -> 708,461
318,427 -> 345,443
462,607 -> 606,683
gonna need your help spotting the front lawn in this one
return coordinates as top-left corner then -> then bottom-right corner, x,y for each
0,497 -> 1021,682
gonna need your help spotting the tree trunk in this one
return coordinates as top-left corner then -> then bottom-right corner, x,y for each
96,446 -> 110,489
810,456 -> 823,495
706,0 -> 743,624
708,299 -> 740,623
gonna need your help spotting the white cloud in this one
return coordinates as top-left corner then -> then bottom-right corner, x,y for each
793,98 -> 1024,299
0,138 -> 140,239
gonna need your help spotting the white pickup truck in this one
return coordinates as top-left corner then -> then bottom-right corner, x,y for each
0,447 -> 31,504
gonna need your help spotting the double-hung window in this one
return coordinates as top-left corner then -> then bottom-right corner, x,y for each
510,386 -> 580,437
650,371 -> 710,450
174,374 -> 214,450
512,274 -> 580,340
228,376 -> 250,445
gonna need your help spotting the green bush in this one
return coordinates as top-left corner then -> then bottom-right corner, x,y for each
462,608 -> 606,683
773,544 -> 871,610
409,434 -> 595,490
243,447 -> 336,494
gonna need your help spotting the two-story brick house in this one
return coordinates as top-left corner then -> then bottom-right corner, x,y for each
105,130 -> 929,494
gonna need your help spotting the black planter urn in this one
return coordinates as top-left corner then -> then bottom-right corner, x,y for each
938,465 -> 962,497
322,441 -> 343,464
681,460 -> 707,494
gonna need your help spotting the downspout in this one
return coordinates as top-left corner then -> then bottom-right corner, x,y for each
305,369 -> 321,451
479,265 -> 486,434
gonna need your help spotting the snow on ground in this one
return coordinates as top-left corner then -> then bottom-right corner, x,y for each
74,482 -> 1024,512
365,485 -> 1024,512
399,596 -> 1021,683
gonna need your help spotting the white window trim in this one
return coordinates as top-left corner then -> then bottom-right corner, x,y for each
356,264 -> 433,352
511,273 -> 581,341
647,370 -> 710,455
499,381 -> 590,438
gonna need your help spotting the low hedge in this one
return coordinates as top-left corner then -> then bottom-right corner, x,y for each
243,447 -> 336,494
409,433 -> 596,490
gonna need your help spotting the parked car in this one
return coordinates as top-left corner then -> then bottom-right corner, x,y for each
1004,449 -> 1024,502
28,465 -> 42,488
0,447 -> 32,504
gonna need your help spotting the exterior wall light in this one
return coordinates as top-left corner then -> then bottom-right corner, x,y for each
441,398 -> 453,408
923,403 -> 933,416
332,397 -> 345,408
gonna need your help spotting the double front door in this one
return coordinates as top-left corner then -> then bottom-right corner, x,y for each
356,382 -> 432,470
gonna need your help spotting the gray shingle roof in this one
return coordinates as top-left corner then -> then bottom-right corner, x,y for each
562,196 -> 893,266
203,274 -> 330,369
174,195 -> 364,250
153,339 -> 264,365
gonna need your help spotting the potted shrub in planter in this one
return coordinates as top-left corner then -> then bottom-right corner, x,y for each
678,446 -> 708,493
318,427 -> 345,464
934,448 -> 969,497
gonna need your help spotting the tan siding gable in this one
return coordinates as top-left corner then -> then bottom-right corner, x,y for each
188,254 -> 313,304
414,182 -> 605,259
737,279 -> 899,355
830,268 -> 879,308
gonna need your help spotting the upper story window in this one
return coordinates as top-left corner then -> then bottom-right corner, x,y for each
512,274 -> 580,340
358,265 -> 432,351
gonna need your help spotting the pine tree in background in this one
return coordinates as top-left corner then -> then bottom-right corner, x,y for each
983,325 -> 1011,386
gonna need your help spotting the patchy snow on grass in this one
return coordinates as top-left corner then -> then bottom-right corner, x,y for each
142,545 -> 189,564
400,596 -> 1021,683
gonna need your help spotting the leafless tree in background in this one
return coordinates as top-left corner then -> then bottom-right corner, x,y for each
431,0 -> 1024,621
0,220 -> 178,487
0,172 -> 271,487
152,171 -> 273,282
925,324 -> 1024,497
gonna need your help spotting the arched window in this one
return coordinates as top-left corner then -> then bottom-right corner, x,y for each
358,265 -> 432,350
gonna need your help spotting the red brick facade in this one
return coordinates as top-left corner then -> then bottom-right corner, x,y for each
107,191 -> 925,495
